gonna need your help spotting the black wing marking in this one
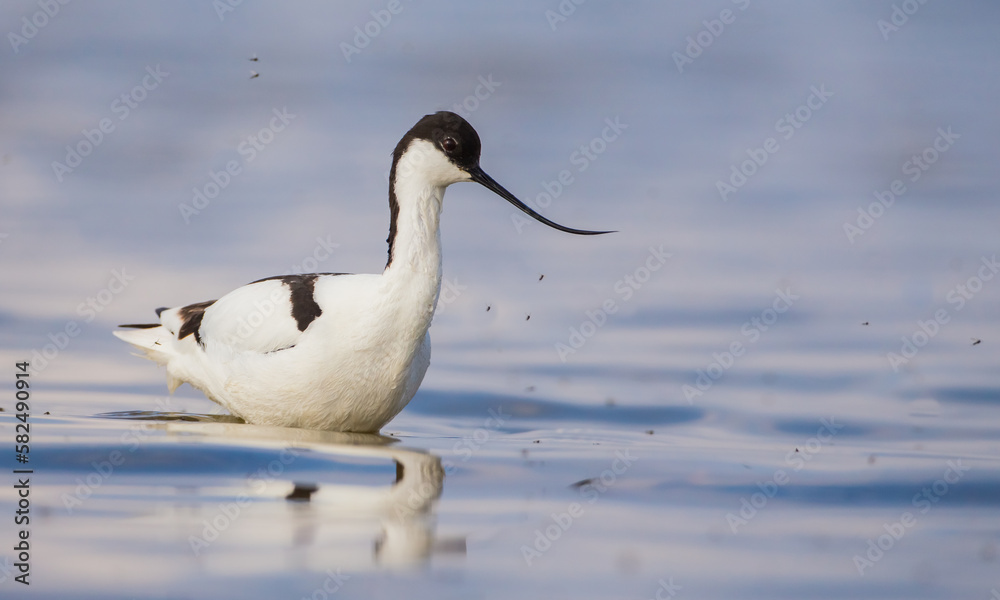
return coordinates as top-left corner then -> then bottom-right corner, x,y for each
177,300 -> 217,345
248,273 -> 348,332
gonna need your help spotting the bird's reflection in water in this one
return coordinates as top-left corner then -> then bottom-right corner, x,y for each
102,411 -> 463,569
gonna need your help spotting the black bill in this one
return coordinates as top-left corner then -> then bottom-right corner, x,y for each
468,165 -> 613,235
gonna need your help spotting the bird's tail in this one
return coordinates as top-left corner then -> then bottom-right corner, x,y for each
114,324 -> 173,366
114,324 -> 187,392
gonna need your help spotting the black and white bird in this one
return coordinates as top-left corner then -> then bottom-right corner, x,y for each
115,111 -> 610,432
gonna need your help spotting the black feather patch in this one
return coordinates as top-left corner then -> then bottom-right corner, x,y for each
278,275 -> 322,332
286,276 -> 322,331
118,323 -> 160,329
249,274 -> 341,332
177,300 -> 216,346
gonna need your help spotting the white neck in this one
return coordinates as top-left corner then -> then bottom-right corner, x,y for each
385,185 -> 444,281
382,140 -> 450,315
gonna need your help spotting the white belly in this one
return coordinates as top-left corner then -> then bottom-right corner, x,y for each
169,273 -> 438,432
219,330 -> 431,432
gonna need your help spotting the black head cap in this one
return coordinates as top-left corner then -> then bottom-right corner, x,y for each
391,111 -> 481,171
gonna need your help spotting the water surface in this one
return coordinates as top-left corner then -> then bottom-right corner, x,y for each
1,1 -> 999,598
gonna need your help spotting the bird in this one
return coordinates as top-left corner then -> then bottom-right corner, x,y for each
115,111 -> 611,433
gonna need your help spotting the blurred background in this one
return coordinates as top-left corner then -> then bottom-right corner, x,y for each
1,1 -> 999,599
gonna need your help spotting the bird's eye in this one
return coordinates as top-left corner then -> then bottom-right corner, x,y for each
441,137 -> 457,153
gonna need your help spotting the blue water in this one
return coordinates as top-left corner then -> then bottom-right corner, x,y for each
1,1 -> 999,598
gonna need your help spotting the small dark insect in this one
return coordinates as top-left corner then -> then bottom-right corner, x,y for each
249,71 -> 259,79
539,274 -> 544,281
645,429 -> 654,435
972,338 -> 982,346
249,54 -> 258,62
861,321 -> 870,326
525,314 -> 531,321
532,440 -> 541,444
486,305 -> 491,312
